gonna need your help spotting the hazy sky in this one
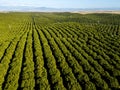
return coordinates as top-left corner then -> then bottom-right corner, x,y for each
0,0 -> 120,8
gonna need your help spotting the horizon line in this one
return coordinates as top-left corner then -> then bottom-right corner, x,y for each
0,5 -> 120,9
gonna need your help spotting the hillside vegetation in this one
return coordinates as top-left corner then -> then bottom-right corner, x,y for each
0,12 -> 120,90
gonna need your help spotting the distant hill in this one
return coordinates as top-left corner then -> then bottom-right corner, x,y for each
0,6 -> 120,12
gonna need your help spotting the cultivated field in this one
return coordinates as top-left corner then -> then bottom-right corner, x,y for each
72,11 -> 120,14
0,12 -> 120,90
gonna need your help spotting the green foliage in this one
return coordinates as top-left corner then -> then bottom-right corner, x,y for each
0,12 -> 120,90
